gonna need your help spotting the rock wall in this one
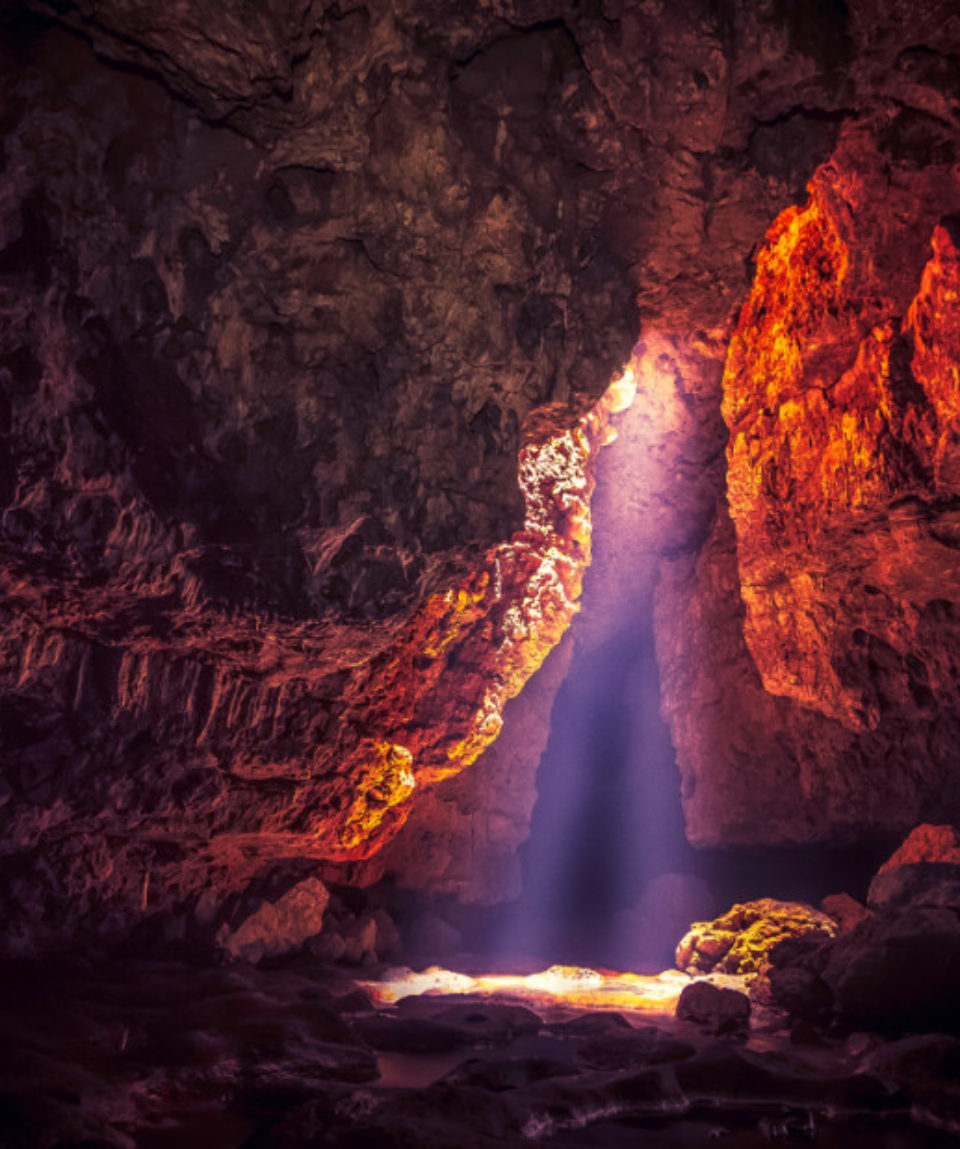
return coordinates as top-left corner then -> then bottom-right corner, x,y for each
657,109 -> 960,843
5,0 -> 960,949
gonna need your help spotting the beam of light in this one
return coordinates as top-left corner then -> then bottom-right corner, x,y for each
487,339 -> 708,973
359,963 -> 746,1016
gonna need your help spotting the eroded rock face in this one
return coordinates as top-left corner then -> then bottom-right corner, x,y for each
0,0 -> 863,950
657,112 -> 960,846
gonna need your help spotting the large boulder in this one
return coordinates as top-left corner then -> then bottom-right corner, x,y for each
675,981 -> 751,1037
217,877 -> 330,964
675,898 -> 837,977
822,905 -> 960,1033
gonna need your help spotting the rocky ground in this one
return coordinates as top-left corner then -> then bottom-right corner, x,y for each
4,947 -> 960,1149
2,825 -> 960,1147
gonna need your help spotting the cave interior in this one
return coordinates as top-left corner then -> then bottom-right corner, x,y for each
5,0 -> 960,1145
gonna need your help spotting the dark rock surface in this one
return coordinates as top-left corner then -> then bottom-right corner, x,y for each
675,981 -> 751,1037
3,954 -> 959,1147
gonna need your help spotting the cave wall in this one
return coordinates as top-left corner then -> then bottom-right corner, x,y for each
4,0 -> 960,951
655,25 -> 960,846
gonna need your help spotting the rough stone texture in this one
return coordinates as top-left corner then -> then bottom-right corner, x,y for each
7,0 -> 960,950
821,892 -> 871,934
0,0 -> 861,948
2,0 -> 651,947
657,120 -> 960,846
878,824 -> 960,872
823,905 -> 960,1032
217,875 -> 330,963
675,898 -> 838,977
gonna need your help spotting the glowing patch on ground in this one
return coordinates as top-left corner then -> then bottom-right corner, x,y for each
359,964 -> 740,1016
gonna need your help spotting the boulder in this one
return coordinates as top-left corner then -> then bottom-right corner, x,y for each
676,981 -> 751,1037
675,898 -> 837,976
820,893 -> 871,934
822,905 -> 960,1033
876,825 -> 960,873
867,864 -> 960,912
217,878 -> 330,964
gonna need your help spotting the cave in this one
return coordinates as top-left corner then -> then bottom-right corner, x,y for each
5,0 -> 960,1145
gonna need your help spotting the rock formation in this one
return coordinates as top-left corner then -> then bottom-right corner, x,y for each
4,0 -> 960,951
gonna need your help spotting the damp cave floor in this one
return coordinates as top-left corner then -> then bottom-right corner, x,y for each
1,951 -> 959,1148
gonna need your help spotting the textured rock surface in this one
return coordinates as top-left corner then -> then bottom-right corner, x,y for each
0,0 -> 857,948
675,980 -> 751,1037
217,876 -> 330,963
657,116 -> 960,845
878,824 -> 960,873
675,898 -> 837,977
7,0 -> 960,950
0,3 -> 650,948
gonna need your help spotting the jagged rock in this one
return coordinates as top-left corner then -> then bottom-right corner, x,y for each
217,877 -> 330,964
676,898 -> 838,977
868,863 -> 960,912
656,129 -> 960,846
868,823 -> 960,910
675,982 -> 751,1037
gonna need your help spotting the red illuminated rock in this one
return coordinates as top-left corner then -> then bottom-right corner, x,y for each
877,825 -> 960,873
657,119 -> 960,846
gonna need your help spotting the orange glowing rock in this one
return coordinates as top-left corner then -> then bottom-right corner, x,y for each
722,126 -> 960,730
327,363 -> 637,858
877,823 -> 960,874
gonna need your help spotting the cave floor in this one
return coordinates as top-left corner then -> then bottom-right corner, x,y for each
1,953 -> 959,1148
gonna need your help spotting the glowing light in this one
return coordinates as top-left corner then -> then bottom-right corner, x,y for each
359,964 -> 743,1016
602,362 -> 638,415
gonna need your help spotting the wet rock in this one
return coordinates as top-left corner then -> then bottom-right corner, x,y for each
547,1011 -> 634,1039
676,899 -> 837,976
577,1025 -> 696,1070
401,1001 -> 543,1045
353,1015 -> 467,1055
441,1055 -> 576,1092
676,982 -> 751,1037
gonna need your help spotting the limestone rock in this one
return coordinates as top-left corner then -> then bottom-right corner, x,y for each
217,877 -> 330,964
676,898 -> 838,977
